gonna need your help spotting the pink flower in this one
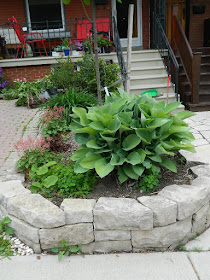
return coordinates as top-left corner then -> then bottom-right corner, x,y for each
23,78 -> 27,82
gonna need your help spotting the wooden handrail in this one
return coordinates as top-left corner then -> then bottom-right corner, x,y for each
172,15 -> 201,104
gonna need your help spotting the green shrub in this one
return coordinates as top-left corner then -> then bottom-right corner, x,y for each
70,89 -> 195,183
29,161 -> 96,198
76,54 -> 120,94
0,217 -> 14,260
43,88 -> 97,125
16,149 -> 58,172
50,57 -> 76,90
2,88 -> 18,100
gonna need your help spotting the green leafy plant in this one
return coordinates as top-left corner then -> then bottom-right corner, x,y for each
29,161 -> 96,198
70,89 -> 195,183
50,57 -> 76,90
2,88 -> 18,100
52,239 -> 82,261
62,37 -> 70,50
76,54 -> 120,94
39,106 -> 70,138
134,169 -> 162,194
43,88 -> 97,125
16,149 -> 57,172
0,217 -> 14,260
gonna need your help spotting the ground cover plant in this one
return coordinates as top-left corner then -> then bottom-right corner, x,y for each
0,217 -> 14,260
70,89 -> 195,188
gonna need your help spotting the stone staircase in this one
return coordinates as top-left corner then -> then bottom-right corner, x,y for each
100,49 -> 184,112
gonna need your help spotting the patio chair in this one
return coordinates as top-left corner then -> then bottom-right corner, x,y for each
75,18 -> 111,42
8,16 -> 48,58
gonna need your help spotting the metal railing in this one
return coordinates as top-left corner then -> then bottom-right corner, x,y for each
154,16 -> 179,101
112,16 -> 127,90
0,18 -> 111,59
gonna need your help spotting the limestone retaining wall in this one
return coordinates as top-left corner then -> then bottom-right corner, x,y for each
1,164 -> 210,254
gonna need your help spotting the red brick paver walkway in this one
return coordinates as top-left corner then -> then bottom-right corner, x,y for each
0,100 -> 39,166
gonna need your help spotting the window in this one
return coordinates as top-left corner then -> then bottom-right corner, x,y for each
25,0 -> 65,30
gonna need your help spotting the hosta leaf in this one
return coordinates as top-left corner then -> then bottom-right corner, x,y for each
110,98 -> 127,114
94,148 -> 111,154
126,151 -> 142,165
123,164 -> 139,180
142,159 -> 152,169
149,154 -> 162,163
107,118 -> 121,132
174,110 -> 195,120
151,108 -> 167,118
95,158 -> 114,178
164,102 -> 181,114
136,128 -> 152,144
72,107 -> 89,126
118,112 -> 132,126
36,165 -> 48,176
160,158 -> 177,173
43,175 -> 58,188
89,121 -> 104,131
133,165 -> 145,176
74,159 -> 88,173
169,125 -> 190,134
75,134 -> 89,144
100,133 -> 117,142
148,118 -> 169,129
80,154 -> 102,169
75,127 -> 96,135
155,144 -> 175,156
69,121 -> 82,131
110,154 -> 125,166
122,134 -> 141,151
71,148 -> 91,161
118,168 -> 128,183
94,112 -> 112,126
136,149 -> 146,162
86,139 -> 102,149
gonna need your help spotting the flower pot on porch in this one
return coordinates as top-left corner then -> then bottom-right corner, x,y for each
64,49 -> 70,56
104,46 -> 111,53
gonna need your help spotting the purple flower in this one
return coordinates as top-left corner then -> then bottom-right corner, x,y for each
0,67 -> 3,73
0,80 -> 7,89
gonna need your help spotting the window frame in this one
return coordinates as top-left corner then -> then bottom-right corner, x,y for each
25,0 -> 66,33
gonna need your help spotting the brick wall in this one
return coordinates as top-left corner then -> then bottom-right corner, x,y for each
3,65 -> 51,84
0,0 -> 25,25
189,1 -> 210,48
142,0 -> 150,49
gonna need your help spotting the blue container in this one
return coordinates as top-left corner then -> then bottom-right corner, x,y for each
64,49 -> 70,56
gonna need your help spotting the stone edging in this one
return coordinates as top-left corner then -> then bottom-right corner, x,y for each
1,154 -> 210,254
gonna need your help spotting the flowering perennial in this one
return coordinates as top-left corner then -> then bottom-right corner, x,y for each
0,67 -> 7,91
14,136 -> 50,156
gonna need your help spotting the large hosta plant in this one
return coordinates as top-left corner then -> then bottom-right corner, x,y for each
70,89 -> 195,183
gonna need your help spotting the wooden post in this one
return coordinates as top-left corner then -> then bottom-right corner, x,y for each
125,4 -> 134,94
91,0 -> 102,106
191,52 -> 201,104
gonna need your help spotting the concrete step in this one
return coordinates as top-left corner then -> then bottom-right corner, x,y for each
127,50 -> 161,60
131,66 -> 167,76
130,83 -> 175,95
131,58 -> 164,67
130,74 -> 168,86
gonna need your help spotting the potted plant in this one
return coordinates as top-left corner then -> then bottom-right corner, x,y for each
82,36 -> 93,54
97,35 -> 112,53
62,38 -> 70,56
52,46 -> 63,57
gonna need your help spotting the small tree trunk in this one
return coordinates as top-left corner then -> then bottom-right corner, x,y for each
91,0 -> 102,106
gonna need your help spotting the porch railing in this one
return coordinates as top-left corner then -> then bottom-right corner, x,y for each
0,18 -> 111,59
112,16 -> 127,90
154,16 -> 179,101
172,15 -> 201,105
